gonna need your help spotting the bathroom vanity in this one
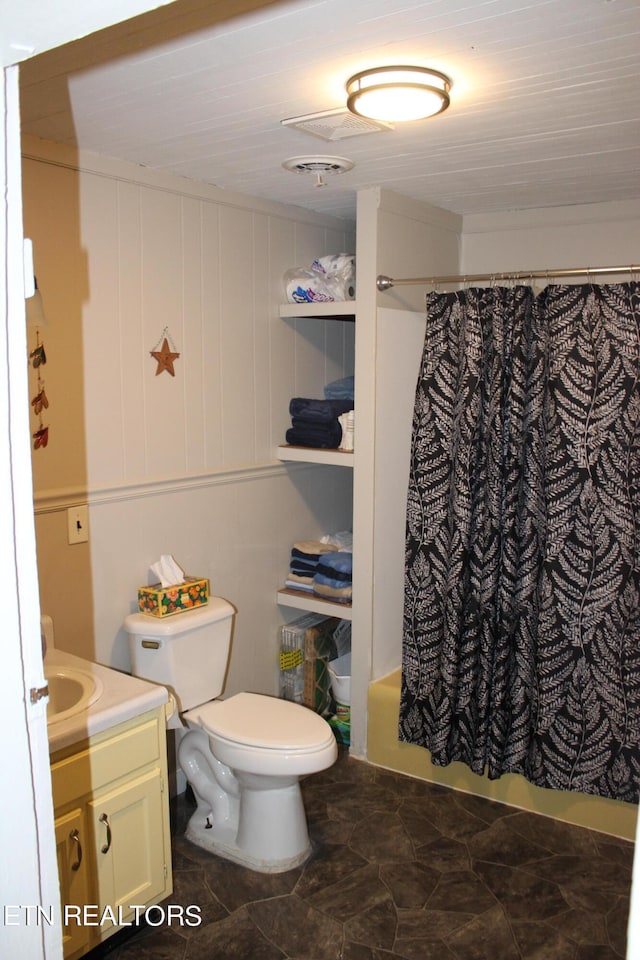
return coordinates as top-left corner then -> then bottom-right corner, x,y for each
46,650 -> 172,959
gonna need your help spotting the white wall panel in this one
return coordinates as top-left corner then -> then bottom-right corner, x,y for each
23,139 -> 354,679
219,204 -> 256,466
34,464 -> 352,689
81,172 -> 123,485
324,319 -> 354,391
181,195 -> 205,474
294,316 -> 329,402
117,179 -> 146,480
141,187 -> 186,477
293,222 -> 331,276
201,201 -> 224,470
372,308 -> 425,680
461,201 -> 640,277
252,213 -> 271,464
267,215 -> 297,450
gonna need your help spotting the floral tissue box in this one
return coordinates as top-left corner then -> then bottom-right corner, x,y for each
137,577 -> 209,617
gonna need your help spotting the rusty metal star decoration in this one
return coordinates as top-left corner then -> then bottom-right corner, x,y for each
150,338 -> 180,377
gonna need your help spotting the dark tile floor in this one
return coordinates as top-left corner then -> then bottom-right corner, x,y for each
97,747 -> 633,959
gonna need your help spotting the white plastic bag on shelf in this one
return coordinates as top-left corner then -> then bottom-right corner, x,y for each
284,254 -> 355,303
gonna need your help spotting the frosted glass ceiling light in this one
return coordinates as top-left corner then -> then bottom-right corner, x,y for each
346,66 -> 451,122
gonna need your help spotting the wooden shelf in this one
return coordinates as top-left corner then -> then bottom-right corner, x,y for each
277,444 -> 353,466
277,588 -> 352,621
279,301 -> 356,321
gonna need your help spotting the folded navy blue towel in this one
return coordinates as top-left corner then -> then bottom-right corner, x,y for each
291,546 -> 326,562
289,398 -> 354,423
286,421 -> 342,448
289,559 -> 319,576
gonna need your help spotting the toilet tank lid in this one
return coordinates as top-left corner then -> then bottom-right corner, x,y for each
124,597 -> 235,637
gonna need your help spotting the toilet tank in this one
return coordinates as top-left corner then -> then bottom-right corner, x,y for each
124,598 -> 235,711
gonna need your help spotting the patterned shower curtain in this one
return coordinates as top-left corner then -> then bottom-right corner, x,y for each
399,282 -> 640,802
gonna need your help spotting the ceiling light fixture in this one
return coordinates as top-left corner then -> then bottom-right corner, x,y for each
345,65 -> 451,123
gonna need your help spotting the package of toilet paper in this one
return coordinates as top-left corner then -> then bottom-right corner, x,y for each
284,254 -> 355,303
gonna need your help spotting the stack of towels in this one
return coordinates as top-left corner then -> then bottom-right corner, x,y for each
286,398 -> 354,449
285,540 -> 352,605
285,540 -> 337,594
313,551 -> 352,604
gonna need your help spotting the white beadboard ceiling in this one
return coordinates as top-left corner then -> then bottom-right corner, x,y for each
18,0 -> 640,222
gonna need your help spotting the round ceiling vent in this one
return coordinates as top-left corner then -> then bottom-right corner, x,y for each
282,155 -> 355,175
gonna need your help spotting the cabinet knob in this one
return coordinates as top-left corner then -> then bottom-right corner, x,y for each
99,813 -> 112,854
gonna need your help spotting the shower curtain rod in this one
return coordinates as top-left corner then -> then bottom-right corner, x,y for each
376,264 -> 639,291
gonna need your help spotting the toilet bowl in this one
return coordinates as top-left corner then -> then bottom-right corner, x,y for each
124,604 -> 337,873
180,692 -> 337,871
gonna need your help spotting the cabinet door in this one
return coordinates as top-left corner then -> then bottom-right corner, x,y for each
54,808 -> 91,958
89,767 -> 168,932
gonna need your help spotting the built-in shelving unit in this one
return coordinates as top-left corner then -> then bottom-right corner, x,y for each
277,300 -> 355,623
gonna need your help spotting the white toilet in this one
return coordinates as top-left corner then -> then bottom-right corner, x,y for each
124,599 -> 337,873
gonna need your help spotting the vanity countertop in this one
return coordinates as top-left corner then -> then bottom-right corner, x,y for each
46,648 -> 169,753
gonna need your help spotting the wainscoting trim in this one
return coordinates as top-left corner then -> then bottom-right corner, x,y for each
33,461 -> 305,514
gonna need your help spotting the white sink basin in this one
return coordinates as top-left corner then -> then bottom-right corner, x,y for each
46,666 -> 104,724
43,648 -> 168,753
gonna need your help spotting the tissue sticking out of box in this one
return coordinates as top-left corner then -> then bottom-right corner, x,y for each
150,554 -> 185,589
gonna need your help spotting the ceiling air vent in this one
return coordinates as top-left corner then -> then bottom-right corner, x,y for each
281,107 -> 392,141
282,155 -> 355,188
282,156 -> 354,175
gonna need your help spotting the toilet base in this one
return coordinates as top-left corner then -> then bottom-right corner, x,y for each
184,809 -> 311,873
177,725 -> 323,874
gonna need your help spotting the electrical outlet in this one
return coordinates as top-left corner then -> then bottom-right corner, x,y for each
67,506 -> 89,545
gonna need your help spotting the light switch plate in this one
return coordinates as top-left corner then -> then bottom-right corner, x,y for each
67,506 -> 89,545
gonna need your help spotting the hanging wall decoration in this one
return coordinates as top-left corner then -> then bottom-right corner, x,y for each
30,329 -> 49,449
150,327 -> 180,377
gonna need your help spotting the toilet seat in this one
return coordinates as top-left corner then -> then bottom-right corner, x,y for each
184,692 -> 337,777
185,691 -> 335,751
